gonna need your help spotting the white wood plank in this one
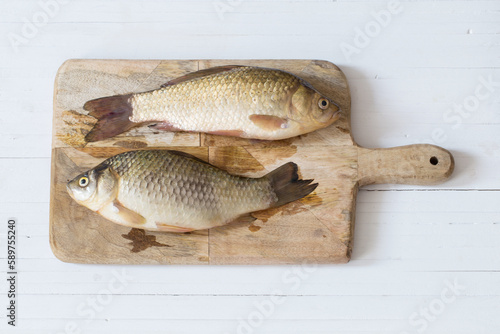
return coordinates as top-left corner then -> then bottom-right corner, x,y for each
0,159 -> 50,202
2,294 -> 495,320
3,270 -> 500,297
1,318 -> 497,334
1,0 -> 499,333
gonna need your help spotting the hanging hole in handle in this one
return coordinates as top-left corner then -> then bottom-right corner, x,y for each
430,156 -> 439,165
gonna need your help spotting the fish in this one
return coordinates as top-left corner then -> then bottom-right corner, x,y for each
83,65 -> 341,142
66,150 -> 318,232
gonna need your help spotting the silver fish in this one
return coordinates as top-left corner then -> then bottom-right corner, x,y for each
84,66 -> 341,142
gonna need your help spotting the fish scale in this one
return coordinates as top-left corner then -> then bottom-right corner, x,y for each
104,150 -> 274,230
130,67 -> 297,133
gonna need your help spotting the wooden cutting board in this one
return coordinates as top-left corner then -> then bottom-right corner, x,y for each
50,59 -> 454,264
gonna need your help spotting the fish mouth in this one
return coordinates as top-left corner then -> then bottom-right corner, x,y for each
328,98 -> 342,122
318,105 -> 342,124
66,183 -> 76,200
319,99 -> 342,124
330,108 -> 342,123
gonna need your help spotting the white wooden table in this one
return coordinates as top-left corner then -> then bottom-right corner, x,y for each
1,0 -> 499,333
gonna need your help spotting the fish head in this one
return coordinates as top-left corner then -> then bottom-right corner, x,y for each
289,85 -> 341,132
66,165 -> 119,211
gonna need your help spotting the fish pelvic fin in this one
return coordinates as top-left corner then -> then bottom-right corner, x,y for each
265,162 -> 318,208
84,94 -> 136,142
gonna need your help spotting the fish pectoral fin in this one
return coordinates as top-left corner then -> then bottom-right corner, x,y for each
112,200 -> 146,226
155,223 -> 195,233
249,114 -> 288,131
161,65 -> 244,87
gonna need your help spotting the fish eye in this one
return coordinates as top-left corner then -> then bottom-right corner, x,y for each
78,176 -> 89,188
318,98 -> 329,110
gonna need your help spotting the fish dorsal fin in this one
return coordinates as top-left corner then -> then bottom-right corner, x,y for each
161,65 -> 244,87
168,150 -> 212,166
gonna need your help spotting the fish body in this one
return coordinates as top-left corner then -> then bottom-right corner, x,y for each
66,150 -> 317,232
84,66 -> 341,142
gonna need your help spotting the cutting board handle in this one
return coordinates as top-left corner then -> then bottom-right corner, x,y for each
357,144 -> 454,186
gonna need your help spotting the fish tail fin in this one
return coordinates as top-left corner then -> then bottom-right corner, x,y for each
265,162 -> 318,207
84,94 -> 136,142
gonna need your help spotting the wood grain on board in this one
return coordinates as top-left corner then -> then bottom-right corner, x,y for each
50,59 -> 454,264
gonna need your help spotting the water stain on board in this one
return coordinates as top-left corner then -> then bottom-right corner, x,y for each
210,146 -> 265,174
335,125 -> 350,134
57,110 -> 96,147
202,132 -> 305,150
243,144 -> 298,169
248,224 -> 261,232
122,228 -> 172,253
114,140 -> 148,149
251,137 -> 297,149
301,192 -> 323,206
252,192 -> 323,223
